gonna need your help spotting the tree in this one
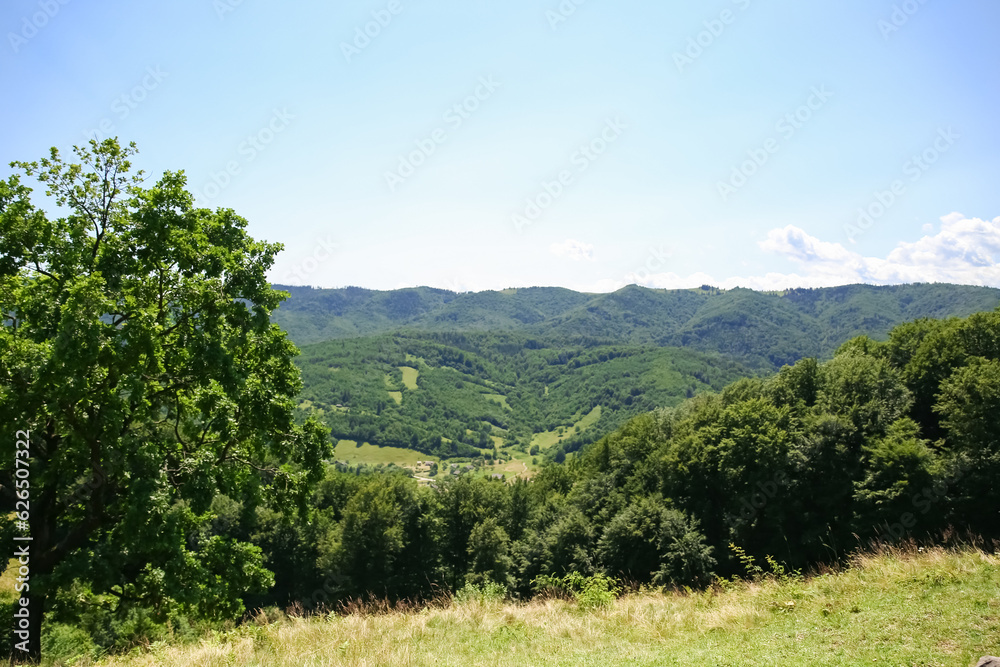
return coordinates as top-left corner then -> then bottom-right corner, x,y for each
818,350 -> 912,440
0,140 -> 330,661
438,476 -> 511,587
852,418 -> 938,539
317,474 -> 442,599
465,517 -> 514,588
934,357 -> 1000,531
662,396 -> 801,562
317,477 -> 404,595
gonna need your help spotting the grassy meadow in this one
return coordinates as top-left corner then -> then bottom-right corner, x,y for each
530,406 -> 603,451
80,545 -> 999,667
399,366 -> 420,391
332,440 -> 437,467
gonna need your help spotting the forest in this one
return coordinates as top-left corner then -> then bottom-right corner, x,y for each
285,281 -> 1000,466
293,332 -> 751,463
257,307 -> 1000,603
2,141 -> 998,662
23,307 -> 1000,657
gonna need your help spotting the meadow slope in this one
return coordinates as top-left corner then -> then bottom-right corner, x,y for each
92,546 -> 1000,667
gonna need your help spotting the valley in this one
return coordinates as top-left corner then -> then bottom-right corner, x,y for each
280,282 -> 1000,473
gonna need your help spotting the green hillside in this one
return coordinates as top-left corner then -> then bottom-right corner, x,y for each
274,283 -> 1000,368
18,306 -> 1000,664
284,283 -> 1000,466
271,285 -> 593,344
294,332 -> 751,465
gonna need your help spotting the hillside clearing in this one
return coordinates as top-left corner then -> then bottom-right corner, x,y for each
531,406 -> 602,451
332,440 -> 436,467
483,393 -> 510,410
399,366 -> 419,390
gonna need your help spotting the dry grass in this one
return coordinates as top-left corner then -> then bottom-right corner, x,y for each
82,545 -> 1000,667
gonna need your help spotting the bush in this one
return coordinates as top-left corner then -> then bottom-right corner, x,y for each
531,572 -> 620,610
727,543 -> 801,584
453,580 -> 508,606
41,622 -> 99,665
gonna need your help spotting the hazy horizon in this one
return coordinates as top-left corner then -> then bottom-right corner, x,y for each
270,277 -> 1000,296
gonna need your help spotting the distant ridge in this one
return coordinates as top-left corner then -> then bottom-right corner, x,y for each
272,283 -> 1000,368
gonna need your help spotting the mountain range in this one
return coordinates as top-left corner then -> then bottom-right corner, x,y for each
272,282 -> 1000,464
273,282 -> 1000,369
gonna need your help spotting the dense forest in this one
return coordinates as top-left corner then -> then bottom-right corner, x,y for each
266,307 -> 1000,601
286,283 -> 1000,465
26,307 -> 999,655
272,282 -> 1000,367
294,332 -> 751,462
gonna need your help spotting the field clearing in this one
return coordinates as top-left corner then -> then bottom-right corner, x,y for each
576,405 -> 602,429
481,450 -> 537,479
332,440 -> 436,466
387,391 -> 402,405
94,546 -> 1000,666
531,406 -> 602,451
482,393 -> 510,410
399,366 -> 419,390
499,455 -> 531,477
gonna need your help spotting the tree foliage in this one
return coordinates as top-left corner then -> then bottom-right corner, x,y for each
0,140 -> 330,660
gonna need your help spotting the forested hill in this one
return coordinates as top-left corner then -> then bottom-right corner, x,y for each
272,283 -> 1000,368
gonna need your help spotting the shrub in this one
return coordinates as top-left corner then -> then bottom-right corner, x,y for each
453,580 -> 508,605
41,623 -> 99,665
531,572 -> 621,610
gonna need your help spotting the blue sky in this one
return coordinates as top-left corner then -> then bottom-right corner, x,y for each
3,0 -> 999,292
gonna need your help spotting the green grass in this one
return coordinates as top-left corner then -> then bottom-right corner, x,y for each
576,405 -> 601,430
496,450 -> 537,478
482,393 -> 510,410
332,440 -> 436,467
0,558 -> 19,605
399,366 -> 419,390
531,406 -> 602,451
387,391 -> 402,405
91,545 -> 1000,666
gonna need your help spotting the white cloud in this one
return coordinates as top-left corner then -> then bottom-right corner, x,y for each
605,213 -> 1000,292
550,239 -> 595,262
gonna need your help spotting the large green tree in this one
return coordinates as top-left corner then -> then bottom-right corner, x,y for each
0,140 -> 330,661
